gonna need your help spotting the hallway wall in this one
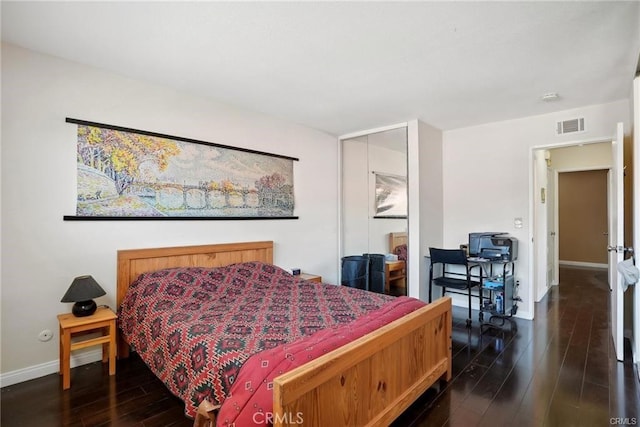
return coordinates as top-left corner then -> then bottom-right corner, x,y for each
558,170 -> 608,265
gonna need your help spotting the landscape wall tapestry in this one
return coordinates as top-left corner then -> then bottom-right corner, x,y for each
65,119 -> 297,220
374,172 -> 407,218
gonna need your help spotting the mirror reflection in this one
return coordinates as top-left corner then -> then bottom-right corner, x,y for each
341,127 -> 408,296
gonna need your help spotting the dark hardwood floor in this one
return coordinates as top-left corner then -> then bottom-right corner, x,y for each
2,266 -> 639,426
393,266 -> 640,427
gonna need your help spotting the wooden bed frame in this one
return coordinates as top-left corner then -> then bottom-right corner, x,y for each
116,241 -> 452,427
388,231 -> 407,253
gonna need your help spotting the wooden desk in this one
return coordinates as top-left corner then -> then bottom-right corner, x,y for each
58,307 -> 117,390
385,260 -> 406,294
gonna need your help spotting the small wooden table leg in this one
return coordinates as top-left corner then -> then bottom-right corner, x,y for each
108,319 -> 116,376
61,329 -> 71,390
101,326 -> 108,363
59,323 -> 63,376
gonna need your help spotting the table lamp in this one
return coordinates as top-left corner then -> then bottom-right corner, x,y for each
61,275 -> 106,317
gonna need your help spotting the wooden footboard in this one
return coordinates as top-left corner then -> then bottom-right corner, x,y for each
272,296 -> 452,426
194,296 -> 452,427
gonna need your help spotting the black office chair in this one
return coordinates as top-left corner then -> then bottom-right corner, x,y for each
428,247 -> 481,327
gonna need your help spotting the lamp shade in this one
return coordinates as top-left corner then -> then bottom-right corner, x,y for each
61,275 -> 106,317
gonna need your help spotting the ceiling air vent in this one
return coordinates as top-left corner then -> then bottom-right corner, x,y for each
556,118 -> 585,135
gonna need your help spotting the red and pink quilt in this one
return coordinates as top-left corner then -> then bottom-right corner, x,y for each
118,261 -> 425,422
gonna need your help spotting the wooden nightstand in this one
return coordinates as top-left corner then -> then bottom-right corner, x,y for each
385,260 -> 406,294
57,306 -> 117,390
298,273 -> 322,283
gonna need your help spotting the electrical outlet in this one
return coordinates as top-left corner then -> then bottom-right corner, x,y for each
38,329 -> 53,342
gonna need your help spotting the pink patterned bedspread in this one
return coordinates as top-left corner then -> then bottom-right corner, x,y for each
118,261 -> 407,418
218,295 -> 426,426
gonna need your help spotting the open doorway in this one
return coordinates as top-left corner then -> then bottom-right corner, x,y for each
532,141 -> 613,303
531,128 -> 632,363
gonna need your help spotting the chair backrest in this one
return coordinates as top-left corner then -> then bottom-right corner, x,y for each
429,247 -> 467,266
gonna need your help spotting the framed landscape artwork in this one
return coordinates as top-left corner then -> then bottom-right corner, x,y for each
64,118 -> 298,220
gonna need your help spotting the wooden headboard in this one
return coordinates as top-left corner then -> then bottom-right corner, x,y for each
388,232 -> 407,252
116,241 -> 273,309
116,241 -> 273,358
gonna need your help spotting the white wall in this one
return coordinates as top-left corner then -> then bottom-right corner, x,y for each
550,142 -> 612,170
1,44 -> 339,382
442,100 -> 632,320
408,120 -> 443,301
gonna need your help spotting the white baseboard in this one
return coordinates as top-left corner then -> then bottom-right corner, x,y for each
535,285 -> 551,303
0,349 -> 102,388
559,260 -> 608,269
624,329 -> 637,364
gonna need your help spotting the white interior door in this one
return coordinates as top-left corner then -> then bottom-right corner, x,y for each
633,76 -> 640,369
546,167 -> 556,286
533,150 -> 549,302
608,122 -> 625,362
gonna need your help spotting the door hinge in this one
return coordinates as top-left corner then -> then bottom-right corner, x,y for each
607,246 -> 634,254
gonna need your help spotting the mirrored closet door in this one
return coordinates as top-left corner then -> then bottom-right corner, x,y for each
340,126 -> 408,295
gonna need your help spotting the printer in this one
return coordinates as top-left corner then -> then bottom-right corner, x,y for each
468,232 -> 518,261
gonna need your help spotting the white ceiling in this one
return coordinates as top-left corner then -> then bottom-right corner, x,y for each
2,1 -> 639,136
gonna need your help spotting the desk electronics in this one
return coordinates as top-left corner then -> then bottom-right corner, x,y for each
468,232 -> 518,261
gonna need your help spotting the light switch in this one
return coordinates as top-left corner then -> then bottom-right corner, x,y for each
514,218 -> 523,229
